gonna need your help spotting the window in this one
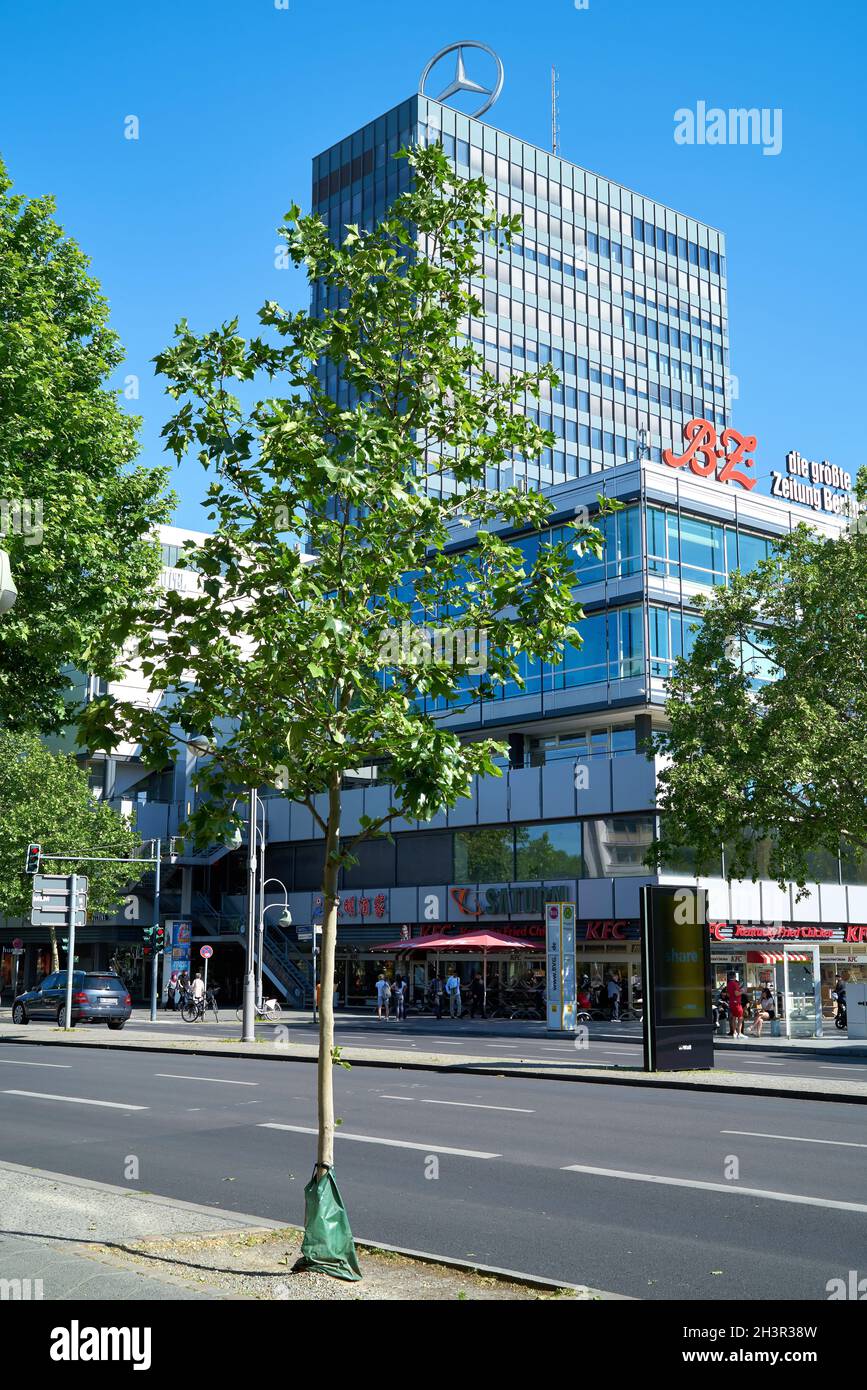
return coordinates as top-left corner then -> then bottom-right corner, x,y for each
396,831 -> 452,886
515,822 -> 583,878
454,828 -> 514,882
583,816 -> 655,876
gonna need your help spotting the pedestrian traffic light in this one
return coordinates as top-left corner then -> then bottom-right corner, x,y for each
154,925 -> 166,953
142,926 -> 153,944
25,843 -> 41,874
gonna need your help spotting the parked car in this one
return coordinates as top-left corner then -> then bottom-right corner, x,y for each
12,971 -> 132,1029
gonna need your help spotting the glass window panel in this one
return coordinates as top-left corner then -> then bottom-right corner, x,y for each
583,816 -> 655,876
454,827 -> 514,882
515,822 -> 583,878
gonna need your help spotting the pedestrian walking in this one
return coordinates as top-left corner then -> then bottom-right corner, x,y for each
375,971 -> 391,1021
606,971 -> 622,1021
446,969 -> 462,1019
392,973 -> 406,1021
430,972 -> 444,1019
469,972 -> 485,1019
726,970 -> 745,1039
166,971 -> 180,1011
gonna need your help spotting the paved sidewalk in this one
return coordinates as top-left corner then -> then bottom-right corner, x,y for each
1,1014 -> 865,1101
0,1161 -> 278,1299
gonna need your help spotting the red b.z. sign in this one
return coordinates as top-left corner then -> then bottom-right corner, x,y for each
663,418 -> 757,491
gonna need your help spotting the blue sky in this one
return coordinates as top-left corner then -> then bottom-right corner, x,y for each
1,0 -> 864,527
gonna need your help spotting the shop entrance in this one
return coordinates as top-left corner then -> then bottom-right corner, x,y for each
712,945 -> 822,1037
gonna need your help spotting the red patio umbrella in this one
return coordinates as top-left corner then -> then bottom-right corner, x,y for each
371,929 -> 535,1004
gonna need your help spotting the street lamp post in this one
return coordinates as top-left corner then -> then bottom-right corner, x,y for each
259,877 -> 292,1008
241,787 -> 260,1042
0,547 -> 17,613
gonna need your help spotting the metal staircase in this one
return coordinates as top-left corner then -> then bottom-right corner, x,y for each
263,924 -> 314,1008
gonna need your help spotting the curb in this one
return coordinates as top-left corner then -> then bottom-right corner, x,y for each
1,1030 -> 865,1104
0,1160 -> 620,1300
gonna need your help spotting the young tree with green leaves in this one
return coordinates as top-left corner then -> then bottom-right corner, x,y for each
647,484 -> 867,893
0,731 -> 140,970
80,144 -> 605,1275
0,158 -> 174,732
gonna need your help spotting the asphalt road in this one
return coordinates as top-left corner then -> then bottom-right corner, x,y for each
0,1039 -> 865,1299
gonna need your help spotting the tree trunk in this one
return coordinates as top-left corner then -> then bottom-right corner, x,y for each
316,774 -> 341,1175
49,925 -> 59,973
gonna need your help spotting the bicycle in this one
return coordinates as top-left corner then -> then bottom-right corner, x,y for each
235,997 -> 283,1024
181,986 -> 220,1024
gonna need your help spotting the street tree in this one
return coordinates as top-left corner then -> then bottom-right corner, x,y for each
647,486 -> 867,892
0,158 -> 174,733
80,144 -> 606,1275
0,731 -> 140,969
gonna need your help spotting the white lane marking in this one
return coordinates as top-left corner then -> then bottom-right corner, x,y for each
153,1073 -> 258,1086
722,1059 -> 785,1067
818,1065 -> 867,1072
379,1094 -> 533,1113
2,1090 -> 146,1111
721,1129 -> 867,1150
421,1099 -> 534,1114
561,1163 -> 867,1213
0,1059 -> 72,1068
258,1122 -> 500,1159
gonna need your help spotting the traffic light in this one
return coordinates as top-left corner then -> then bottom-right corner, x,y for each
142,926 -> 154,945
154,925 -> 166,953
25,843 -> 41,874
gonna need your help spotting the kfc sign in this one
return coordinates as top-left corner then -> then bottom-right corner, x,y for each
663,419 -> 757,491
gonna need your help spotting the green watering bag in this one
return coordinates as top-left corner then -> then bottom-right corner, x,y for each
296,1167 -> 362,1281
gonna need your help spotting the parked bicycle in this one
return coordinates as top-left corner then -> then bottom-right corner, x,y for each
181,985 -> 220,1024
235,996 -> 283,1024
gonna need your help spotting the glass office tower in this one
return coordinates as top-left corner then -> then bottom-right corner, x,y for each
312,93 -> 731,490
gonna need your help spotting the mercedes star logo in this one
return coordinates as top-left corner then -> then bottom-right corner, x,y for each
419,41 -> 505,120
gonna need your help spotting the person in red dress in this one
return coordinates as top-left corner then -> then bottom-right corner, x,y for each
726,970 -> 745,1040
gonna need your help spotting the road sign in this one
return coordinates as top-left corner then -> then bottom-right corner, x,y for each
30,873 -> 88,928
200,944 -> 213,959
12,938 -> 23,949
33,874 -> 89,894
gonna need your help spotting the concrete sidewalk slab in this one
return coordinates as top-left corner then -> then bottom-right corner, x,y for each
0,1161 -> 279,1300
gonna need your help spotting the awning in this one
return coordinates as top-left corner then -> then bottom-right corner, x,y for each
746,951 -> 813,965
371,930 -> 535,952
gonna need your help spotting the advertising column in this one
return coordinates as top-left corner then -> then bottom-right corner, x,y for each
546,901 -> 577,1034
641,886 -> 714,1070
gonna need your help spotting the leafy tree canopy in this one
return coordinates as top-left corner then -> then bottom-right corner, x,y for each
0,732 -> 140,958
0,158 -> 174,732
648,483 -> 867,892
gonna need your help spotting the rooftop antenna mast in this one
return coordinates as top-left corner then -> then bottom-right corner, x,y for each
551,65 -> 560,156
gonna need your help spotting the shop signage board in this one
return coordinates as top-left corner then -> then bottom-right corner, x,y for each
641,886 -> 714,1071
165,921 -> 192,1001
546,901 -> 578,1035
710,921 -> 863,944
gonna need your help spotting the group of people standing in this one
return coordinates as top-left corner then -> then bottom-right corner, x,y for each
164,969 -> 207,1011
375,970 -> 487,1020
